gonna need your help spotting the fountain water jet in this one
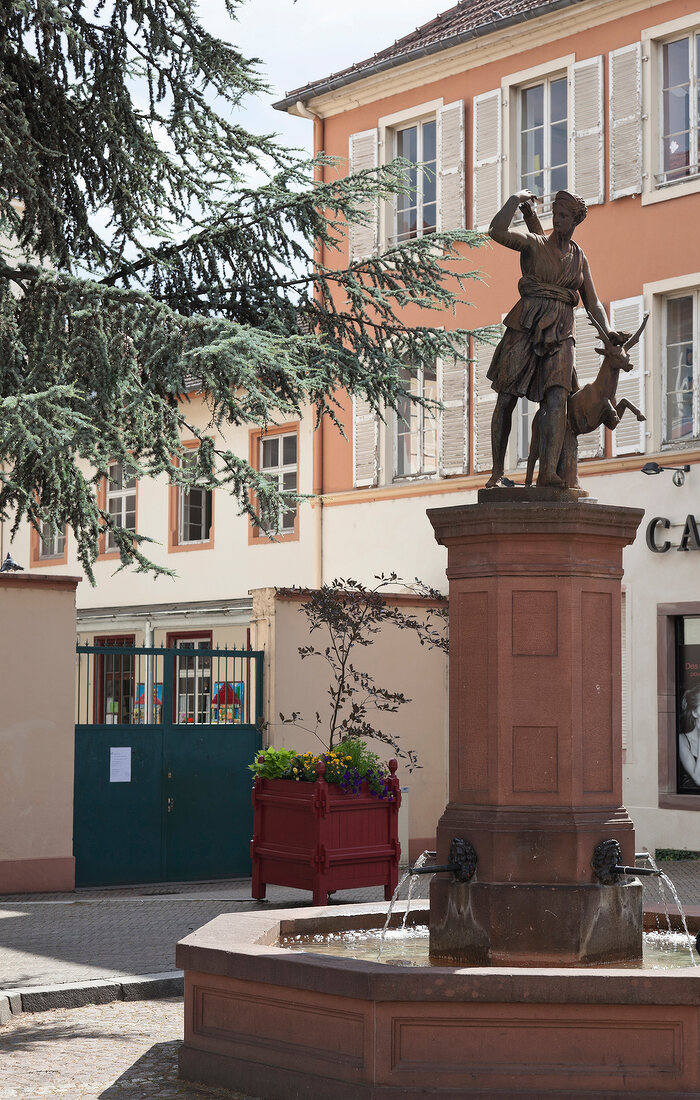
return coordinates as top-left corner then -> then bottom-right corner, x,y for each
177,498 -> 700,1097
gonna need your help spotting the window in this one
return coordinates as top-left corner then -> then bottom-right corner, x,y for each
261,431 -> 297,533
391,119 -> 437,244
395,363 -> 438,478
640,17 -> 700,204
169,443 -> 214,551
659,34 -> 699,187
93,634 -> 136,724
169,634 -> 212,725
519,75 -> 568,211
249,424 -> 299,541
663,292 -> 697,442
105,461 -> 136,552
474,55 -> 604,229
179,452 -> 212,544
38,521 -> 66,560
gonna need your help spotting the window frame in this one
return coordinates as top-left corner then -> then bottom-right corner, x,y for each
501,54 -> 575,228
168,440 -> 215,553
166,630 -> 213,726
96,459 -> 138,561
104,460 -> 137,554
30,519 -> 68,567
377,99 -> 443,250
390,117 -> 438,246
249,422 -> 300,543
661,288 -> 698,445
516,71 -> 569,214
393,362 -> 439,481
642,14 -> 700,206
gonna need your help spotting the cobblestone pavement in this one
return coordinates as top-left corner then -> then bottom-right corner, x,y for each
0,997 -> 256,1099
0,879 -> 430,990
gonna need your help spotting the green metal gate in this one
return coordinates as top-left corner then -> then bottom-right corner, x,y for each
74,644 -> 263,886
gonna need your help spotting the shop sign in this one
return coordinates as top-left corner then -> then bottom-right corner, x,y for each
646,515 -> 700,553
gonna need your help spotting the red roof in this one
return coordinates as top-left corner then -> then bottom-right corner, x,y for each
274,0 -> 585,110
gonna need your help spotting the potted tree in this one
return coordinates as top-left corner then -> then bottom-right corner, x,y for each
249,576 -> 447,904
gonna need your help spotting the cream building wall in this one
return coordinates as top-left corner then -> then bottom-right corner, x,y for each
253,588 -> 448,860
0,573 -> 80,892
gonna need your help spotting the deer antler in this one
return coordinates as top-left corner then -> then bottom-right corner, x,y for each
623,312 -> 649,351
585,311 -> 617,351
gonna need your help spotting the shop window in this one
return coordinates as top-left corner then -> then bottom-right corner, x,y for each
674,616 -> 700,794
518,75 -> 568,212
394,362 -> 438,479
663,291 -> 697,442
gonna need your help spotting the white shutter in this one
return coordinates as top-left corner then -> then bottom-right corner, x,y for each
472,332 -> 501,471
439,353 -> 467,475
571,56 -> 604,206
573,308 -> 605,458
348,129 -> 379,261
472,90 -> 502,230
609,43 -> 643,200
610,295 -> 646,456
437,101 -> 465,232
353,396 -> 379,487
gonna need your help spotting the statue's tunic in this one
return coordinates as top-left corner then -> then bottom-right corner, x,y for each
487,232 -> 584,403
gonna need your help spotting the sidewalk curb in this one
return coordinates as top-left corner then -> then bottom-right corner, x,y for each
0,970 -> 183,1023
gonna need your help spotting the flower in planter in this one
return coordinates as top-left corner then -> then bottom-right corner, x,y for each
249,737 -> 395,798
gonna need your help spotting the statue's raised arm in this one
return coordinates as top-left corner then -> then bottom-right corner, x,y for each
483,189 -> 625,492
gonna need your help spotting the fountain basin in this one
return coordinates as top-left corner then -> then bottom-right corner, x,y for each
177,901 -> 700,1099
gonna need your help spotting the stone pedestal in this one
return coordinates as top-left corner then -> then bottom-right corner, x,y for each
427,499 -> 644,966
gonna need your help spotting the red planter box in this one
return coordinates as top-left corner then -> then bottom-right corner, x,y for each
250,761 -> 401,905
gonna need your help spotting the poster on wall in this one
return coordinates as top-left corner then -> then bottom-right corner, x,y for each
134,683 -> 163,724
677,645 -> 700,793
212,681 -> 244,724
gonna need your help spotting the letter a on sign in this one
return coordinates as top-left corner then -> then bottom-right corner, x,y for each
678,515 -> 700,551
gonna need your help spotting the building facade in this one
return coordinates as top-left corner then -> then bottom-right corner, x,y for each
7,0 -> 700,862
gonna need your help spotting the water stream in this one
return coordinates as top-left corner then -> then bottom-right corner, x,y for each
299,852 -> 699,970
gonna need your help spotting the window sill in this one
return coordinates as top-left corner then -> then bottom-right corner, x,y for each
249,527 -> 299,545
168,540 -> 215,553
642,175 -> 700,206
658,793 -> 700,811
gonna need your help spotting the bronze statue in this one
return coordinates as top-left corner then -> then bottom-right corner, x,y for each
485,189 -> 628,489
525,311 -> 648,488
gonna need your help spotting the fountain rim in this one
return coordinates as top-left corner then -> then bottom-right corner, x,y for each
176,900 -> 700,1006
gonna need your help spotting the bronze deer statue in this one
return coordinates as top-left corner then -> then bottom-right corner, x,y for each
526,310 -> 649,489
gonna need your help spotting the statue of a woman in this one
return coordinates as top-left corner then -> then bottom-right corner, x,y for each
485,189 -> 623,489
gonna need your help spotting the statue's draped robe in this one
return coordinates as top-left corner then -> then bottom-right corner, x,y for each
487,233 -> 584,403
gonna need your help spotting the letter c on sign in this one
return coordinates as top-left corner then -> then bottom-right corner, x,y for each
646,516 -> 671,553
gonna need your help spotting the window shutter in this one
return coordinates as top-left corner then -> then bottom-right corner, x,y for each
610,295 -> 646,456
573,308 -> 604,458
348,129 -> 379,261
609,43 -> 643,200
439,353 -> 467,475
353,395 -> 379,487
472,333 -> 501,472
472,90 -> 502,230
437,101 -> 465,232
571,56 -> 604,206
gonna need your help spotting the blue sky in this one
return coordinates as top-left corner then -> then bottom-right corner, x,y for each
198,0 -> 447,150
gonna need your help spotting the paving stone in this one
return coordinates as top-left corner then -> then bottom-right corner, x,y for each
0,996 -> 10,1026
19,980 -> 123,1013
121,973 -> 184,1001
0,997 -> 255,1098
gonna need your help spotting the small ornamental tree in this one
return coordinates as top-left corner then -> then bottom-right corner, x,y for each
278,575 -> 449,772
0,0 -> 488,580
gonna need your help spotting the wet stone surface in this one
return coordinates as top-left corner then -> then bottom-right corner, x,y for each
0,998 -> 257,1099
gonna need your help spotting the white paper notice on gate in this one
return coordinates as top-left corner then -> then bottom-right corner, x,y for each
109,746 -> 131,783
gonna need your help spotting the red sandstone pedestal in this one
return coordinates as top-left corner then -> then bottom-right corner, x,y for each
427,497 -> 644,966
